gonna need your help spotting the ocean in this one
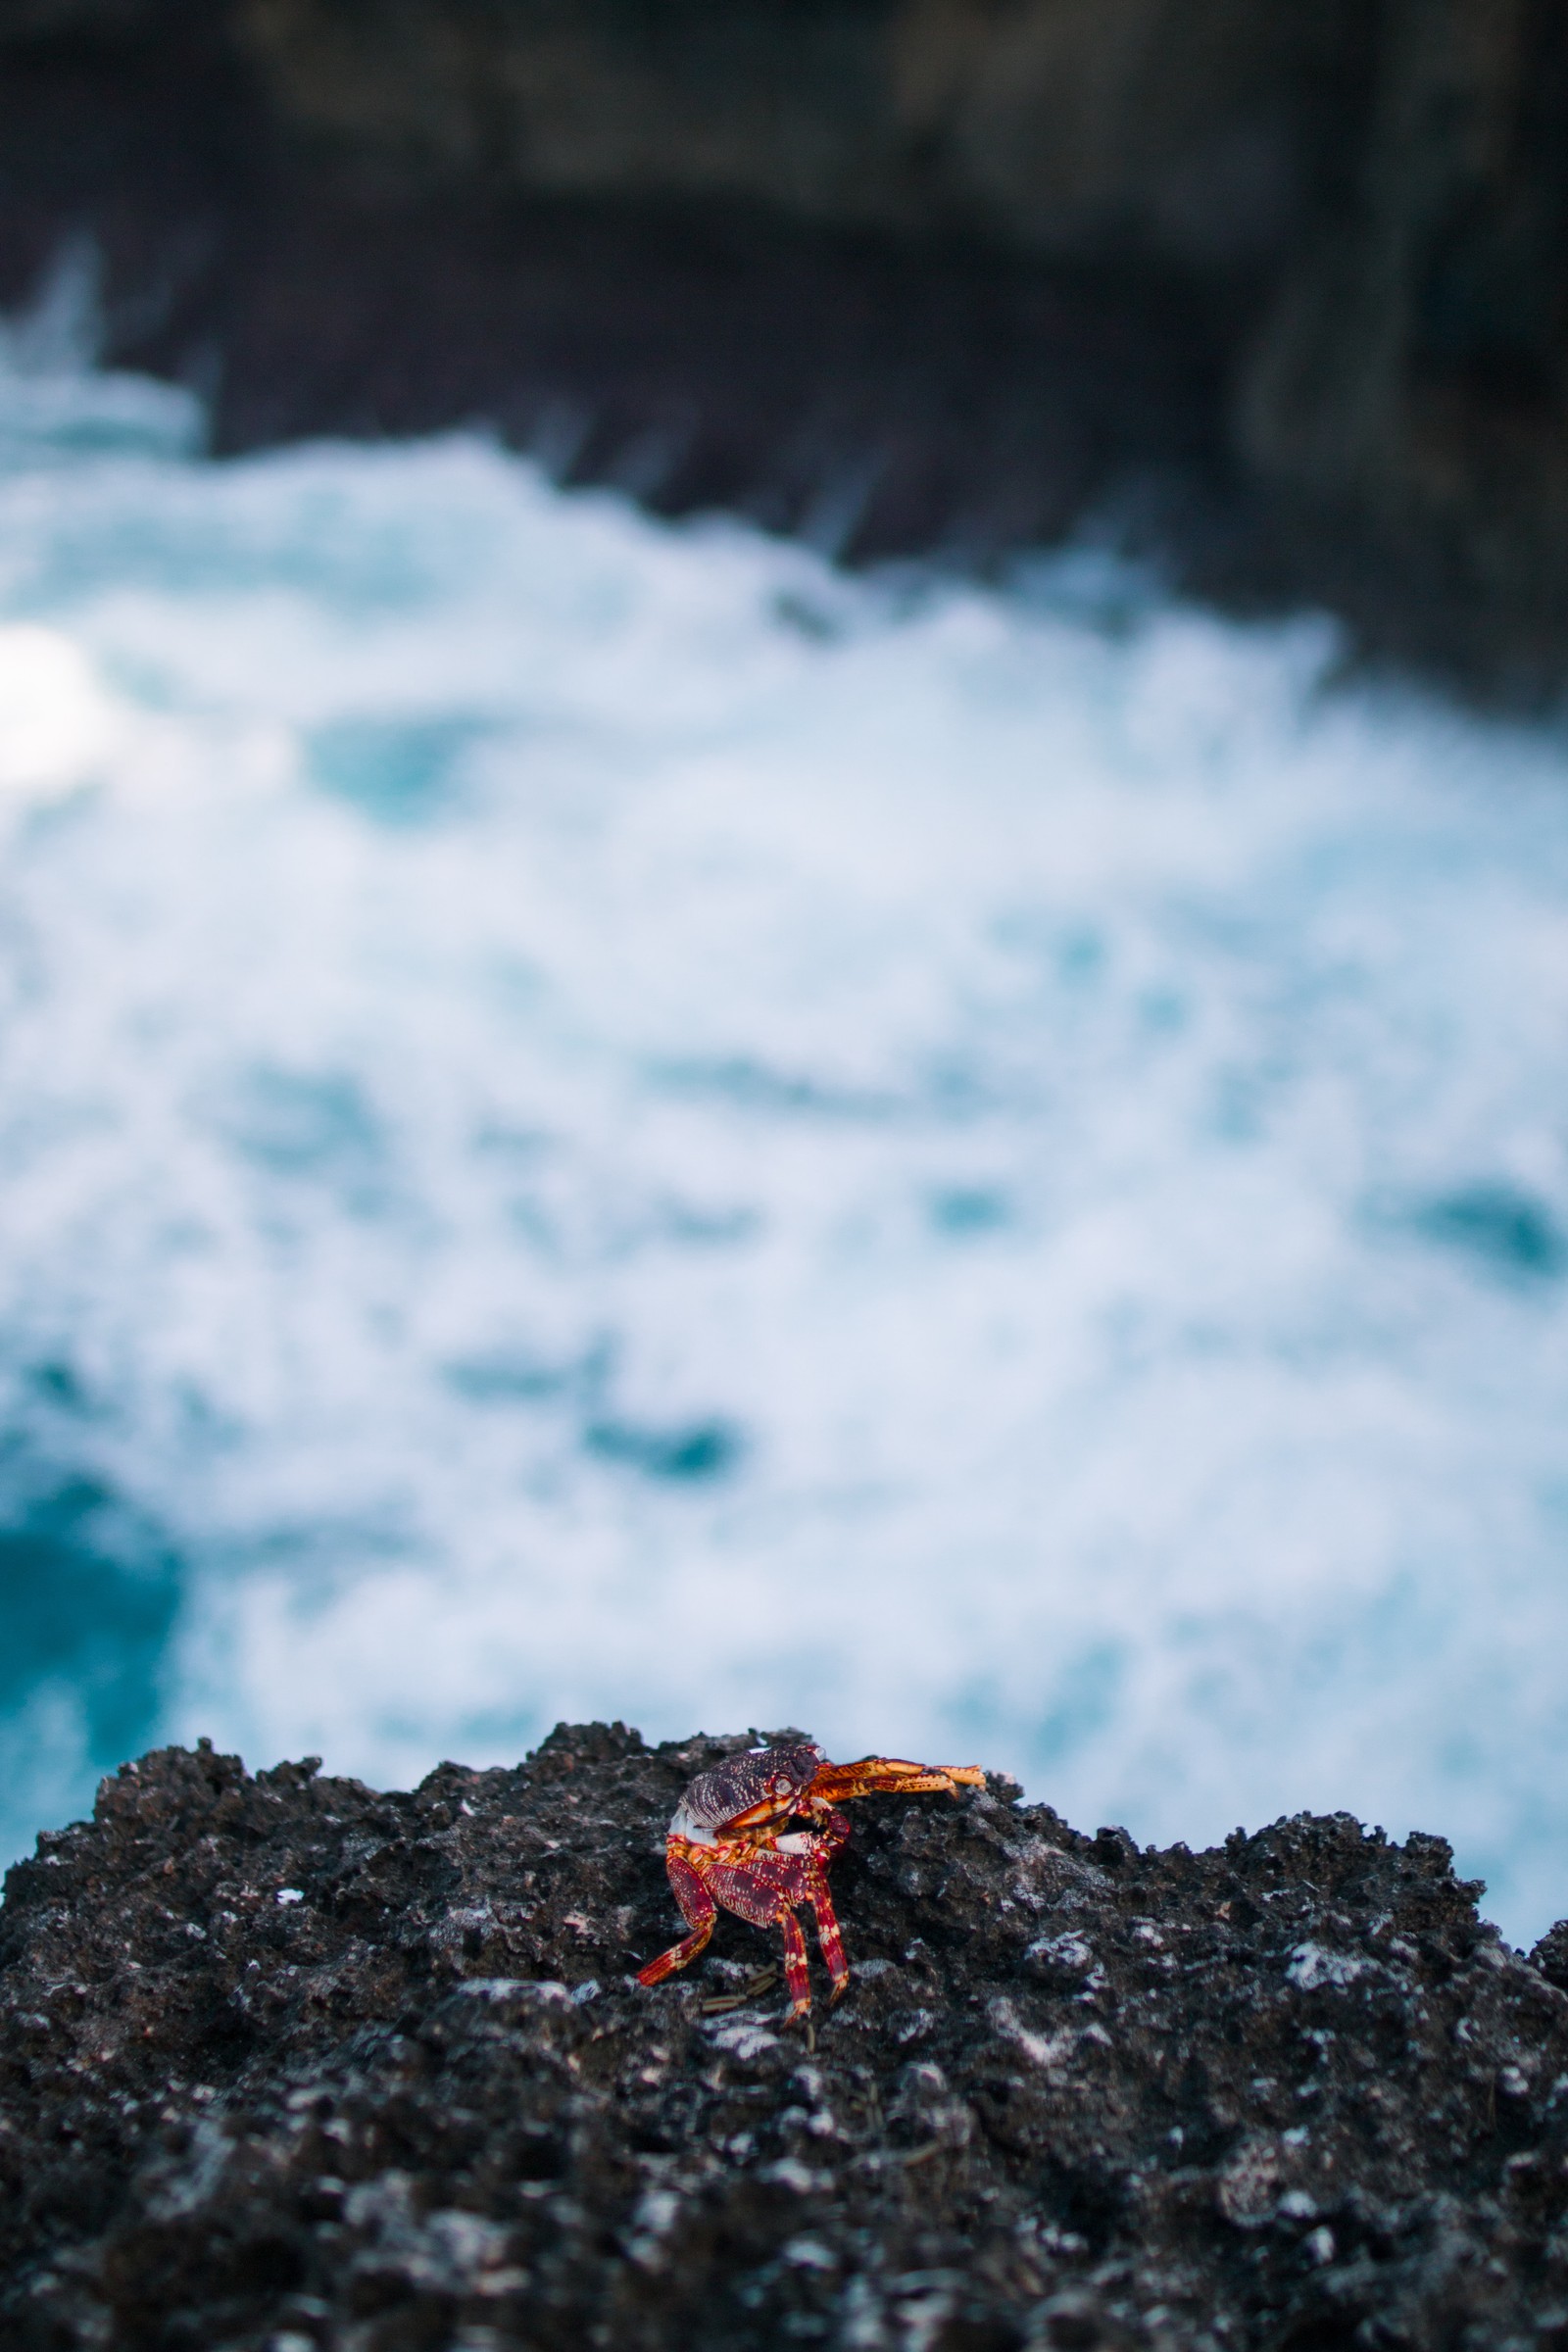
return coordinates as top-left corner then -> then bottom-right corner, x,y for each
3,273 -> 1568,1946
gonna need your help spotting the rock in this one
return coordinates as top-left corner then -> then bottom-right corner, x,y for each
4,1727 -> 1568,2349
0,0 -> 1563,694
0,0 -> 1350,275
223,0 -> 1339,276
1237,0 -> 1568,695
0,0 -> 1232,576
1532,1919 -> 1568,1994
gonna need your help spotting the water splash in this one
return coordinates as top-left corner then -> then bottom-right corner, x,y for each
1,338 -> 1567,1943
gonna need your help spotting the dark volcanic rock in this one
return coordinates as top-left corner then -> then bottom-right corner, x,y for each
0,10 -> 1232,575
4,1729 -> 1568,2350
0,0 -> 1566,695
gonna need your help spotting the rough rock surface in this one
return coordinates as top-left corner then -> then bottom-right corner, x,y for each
4,1727 -> 1568,2351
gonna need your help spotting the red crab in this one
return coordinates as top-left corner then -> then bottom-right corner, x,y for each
635,1741 -> 985,2020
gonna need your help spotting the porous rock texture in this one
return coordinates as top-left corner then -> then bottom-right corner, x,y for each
3,1728 -> 1568,2352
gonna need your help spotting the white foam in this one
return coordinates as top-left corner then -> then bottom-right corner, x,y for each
0,625 -> 121,797
1,344 -> 1567,1944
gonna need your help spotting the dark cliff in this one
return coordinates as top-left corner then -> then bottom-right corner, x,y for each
0,1 -> 1563,692
4,1728 -> 1568,2351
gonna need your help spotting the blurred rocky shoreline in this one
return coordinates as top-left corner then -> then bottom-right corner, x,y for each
0,0 -> 1563,696
4,1726 -> 1568,2350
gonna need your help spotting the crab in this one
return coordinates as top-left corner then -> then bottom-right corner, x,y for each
635,1741 -> 985,2020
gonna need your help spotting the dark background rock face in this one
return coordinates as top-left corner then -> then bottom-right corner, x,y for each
0,0 -> 1565,694
4,1728 -> 1568,2351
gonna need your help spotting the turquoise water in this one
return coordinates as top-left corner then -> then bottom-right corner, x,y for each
3,291 -> 1568,1944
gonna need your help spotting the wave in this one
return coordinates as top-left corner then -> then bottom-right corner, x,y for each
1,336 -> 1567,1939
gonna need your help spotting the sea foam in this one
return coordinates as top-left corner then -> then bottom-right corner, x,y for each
1,334 -> 1567,1941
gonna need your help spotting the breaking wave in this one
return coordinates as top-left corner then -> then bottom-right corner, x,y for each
2,303 -> 1568,1940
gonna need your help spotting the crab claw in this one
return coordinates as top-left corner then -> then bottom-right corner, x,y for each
803,1756 -> 986,1804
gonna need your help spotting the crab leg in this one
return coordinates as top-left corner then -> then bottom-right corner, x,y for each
778,1907 -> 812,2019
801,1801 -> 852,1853
807,1871 -> 851,2004
635,1850 -> 716,1986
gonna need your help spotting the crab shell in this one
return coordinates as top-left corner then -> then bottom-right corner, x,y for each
667,1741 -> 825,1844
